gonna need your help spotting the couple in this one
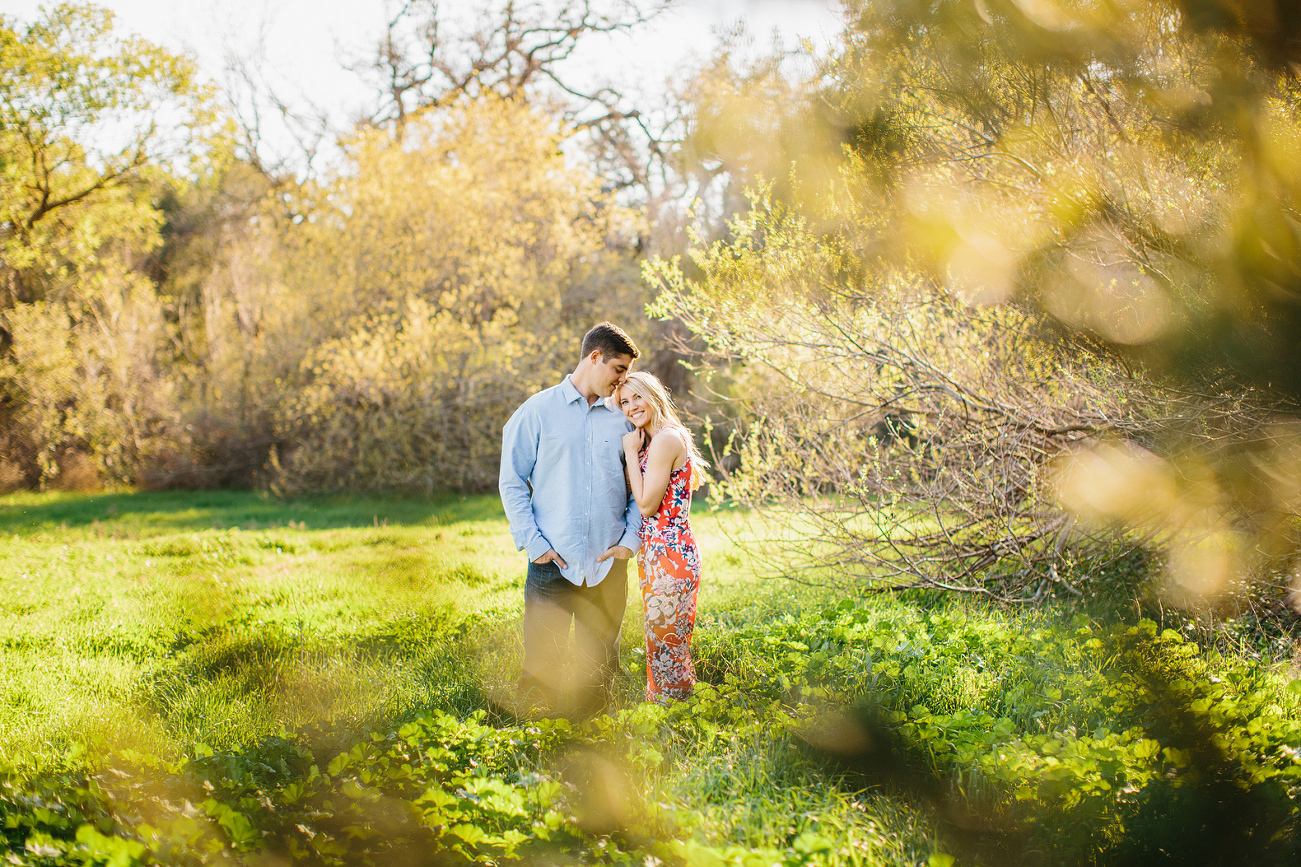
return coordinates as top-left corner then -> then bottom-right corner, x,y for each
498,322 -> 707,715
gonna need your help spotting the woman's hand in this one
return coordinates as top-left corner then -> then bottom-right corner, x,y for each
623,429 -> 645,454
631,429 -> 686,517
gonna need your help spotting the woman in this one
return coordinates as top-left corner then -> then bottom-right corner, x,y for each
617,371 -> 709,702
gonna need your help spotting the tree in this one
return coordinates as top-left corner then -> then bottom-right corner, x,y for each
0,3 -> 211,488
357,0 -> 676,201
0,3 -> 208,307
236,96 -> 646,494
129,3 -> 672,494
652,0 -> 1301,607
650,188 -> 1152,599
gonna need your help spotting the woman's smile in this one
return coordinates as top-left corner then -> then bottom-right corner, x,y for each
619,391 -> 653,427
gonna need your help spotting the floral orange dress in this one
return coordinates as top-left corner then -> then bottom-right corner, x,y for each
637,431 -> 701,702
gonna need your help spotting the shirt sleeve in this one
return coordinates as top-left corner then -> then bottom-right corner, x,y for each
499,402 -> 550,561
618,488 -> 641,553
617,443 -> 640,553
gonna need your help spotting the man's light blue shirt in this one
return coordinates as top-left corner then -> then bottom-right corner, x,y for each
499,376 -> 641,586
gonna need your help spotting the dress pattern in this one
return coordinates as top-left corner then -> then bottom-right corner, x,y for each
637,431 -> 701,702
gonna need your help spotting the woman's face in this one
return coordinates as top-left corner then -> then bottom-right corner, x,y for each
618,386 -> 654,429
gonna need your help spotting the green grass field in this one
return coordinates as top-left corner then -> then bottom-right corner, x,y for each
3,490 -> 1301,866
0,489 -> 774,771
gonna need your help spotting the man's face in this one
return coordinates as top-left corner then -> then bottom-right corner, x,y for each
592,352 -> 633,397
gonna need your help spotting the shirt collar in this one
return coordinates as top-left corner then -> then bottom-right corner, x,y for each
561,375 -> 613,411
560,375 -> 584,405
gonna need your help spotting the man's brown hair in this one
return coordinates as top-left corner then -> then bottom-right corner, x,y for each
581,321 -> 640,361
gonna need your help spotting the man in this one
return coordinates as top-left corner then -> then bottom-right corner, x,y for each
499,322 -> 642,716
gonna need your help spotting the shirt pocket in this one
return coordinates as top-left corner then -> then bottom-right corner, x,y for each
537,429 -> 582,467
596,434 -> 628,487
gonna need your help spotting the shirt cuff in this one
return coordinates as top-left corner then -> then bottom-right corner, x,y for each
525,538 -> 552,563
618,530 -> 641,554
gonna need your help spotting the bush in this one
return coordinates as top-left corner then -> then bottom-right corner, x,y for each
273,300 -> 544,494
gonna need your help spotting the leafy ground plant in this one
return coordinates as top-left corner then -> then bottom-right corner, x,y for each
2,491 -> 1300,865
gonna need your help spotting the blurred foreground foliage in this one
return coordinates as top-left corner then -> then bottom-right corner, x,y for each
2,597 -> 1299,866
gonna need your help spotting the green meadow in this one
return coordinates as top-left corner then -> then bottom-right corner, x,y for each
2,491 -> 1301,866
0,491 -> 764,768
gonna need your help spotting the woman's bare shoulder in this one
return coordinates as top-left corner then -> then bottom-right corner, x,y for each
649,427 -> 688,457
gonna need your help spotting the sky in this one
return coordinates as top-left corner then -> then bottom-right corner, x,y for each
8,0 -> 844,167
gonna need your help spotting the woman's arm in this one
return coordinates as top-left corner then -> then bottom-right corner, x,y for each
623,430 -> 685,517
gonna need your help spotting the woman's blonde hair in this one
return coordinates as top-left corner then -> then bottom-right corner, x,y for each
618,371 -> 710,490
